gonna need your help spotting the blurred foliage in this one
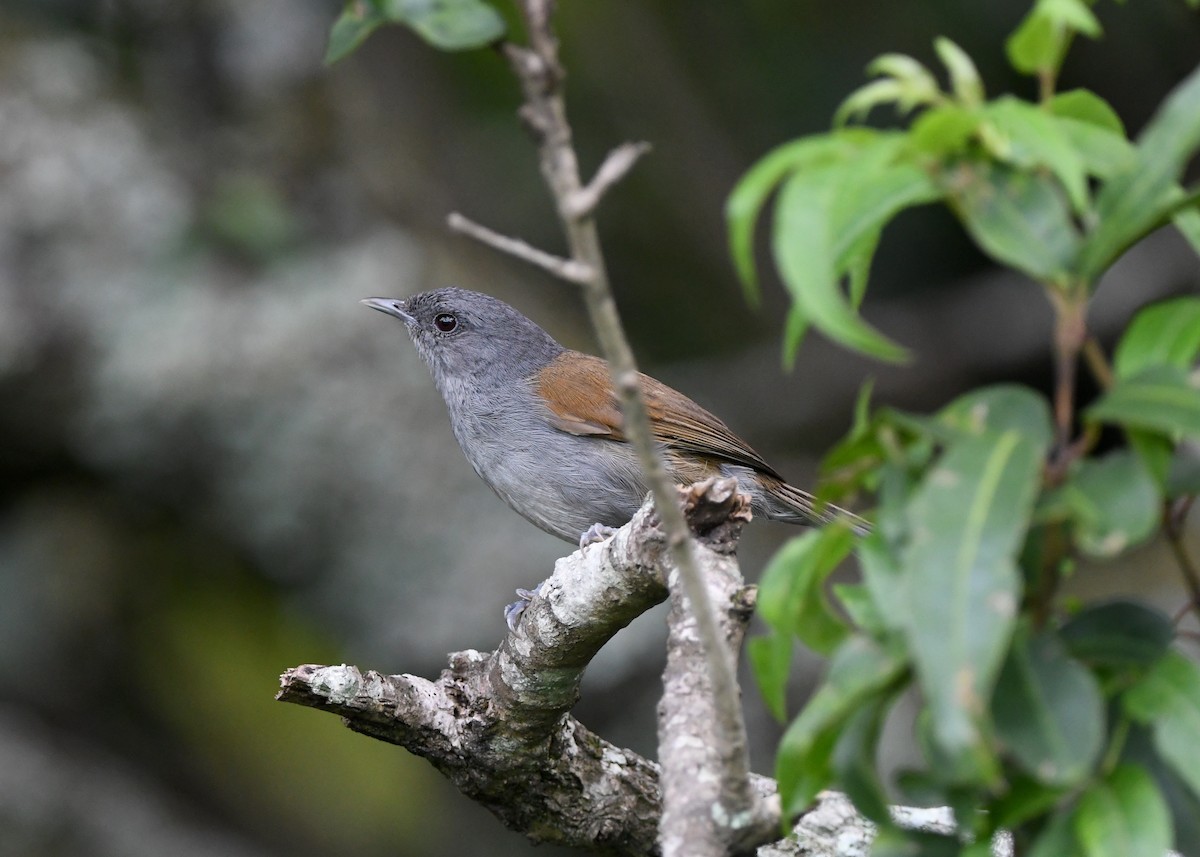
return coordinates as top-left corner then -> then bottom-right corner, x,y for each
136,571 -> 436,853
197,175 -> 301,266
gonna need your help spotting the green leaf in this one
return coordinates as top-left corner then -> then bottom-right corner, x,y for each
1060,601 -> 1174,669
1125,650 -> 1200,802
834,79 -> 909,126
937,384 -> 1056,451
1047,89 -> 1126,135
386,0 -> 506,51
1041,0 -> 1102,37
1075,764 -> 1172,857
326,1 -> 388,64
868,53 -> 935,83
1114,297 -> 1200,380
859,534 -> 909,635
1055,118 -> 1138,180
1087,365 -> 1200,440
992,625 -> 1104,786
833,583 -> 889,637
777,637 -> 908,815
747,632 -> 792,722
1175,204 -> 1200,257
1044,90 -> 1136,180
829,152 -> 942,267
781,303 -> 811,368
934,38 -> 984,107
754,132 -> 938,362
1079,62 -> 1200,282
992,774 -> 1070,830
1029,807 -> 1082,857
779,724 -> 838,820
845,229 -> 882,311
1123,723 -> 1200,857
1006,11 -> 1061,76
902,429 -> 1043,782
832,693 -> 893,824
773,158 -> 911,362
908,104 -> 983,157
1006,0 -> 1100,78
1060,451 -> 1161,558
981,96 -> 1089,213
871,827 -> 962,857
946,159 -> 1081,286
865,54 -> 942,112
727,136 -> 854,302
328,0 -> 505,61
1129,429 -> 1174,491
756,527 -> 855,656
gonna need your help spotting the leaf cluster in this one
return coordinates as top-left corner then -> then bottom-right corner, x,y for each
728,4 -> 1200,364
742,3 -> 1200,854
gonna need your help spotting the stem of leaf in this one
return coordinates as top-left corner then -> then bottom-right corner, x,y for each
1037,67 -> 1056,104
1035,287 -> 1088,624
1047,289 -> 1087,480
1100,714 -> 1130,774
1081,337 -> 1113,390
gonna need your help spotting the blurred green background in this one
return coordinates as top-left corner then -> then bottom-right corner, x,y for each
0,1 -> 1196,855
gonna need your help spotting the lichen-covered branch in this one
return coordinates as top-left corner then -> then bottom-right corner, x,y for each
278,479 -> 767,855
657,482 -> 780,854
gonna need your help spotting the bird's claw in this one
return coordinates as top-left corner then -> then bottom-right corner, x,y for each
504,584 -> 544,632
578,522 -> 617,549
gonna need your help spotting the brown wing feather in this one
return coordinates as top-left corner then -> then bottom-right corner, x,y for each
535,351 -> 783,479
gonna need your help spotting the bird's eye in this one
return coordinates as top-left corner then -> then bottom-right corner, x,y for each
434,313 -> 458,333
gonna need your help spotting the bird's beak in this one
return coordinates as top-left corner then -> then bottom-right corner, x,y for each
361,297 -> 415,324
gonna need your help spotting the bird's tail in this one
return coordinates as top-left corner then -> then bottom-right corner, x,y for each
767,480 -> 871,536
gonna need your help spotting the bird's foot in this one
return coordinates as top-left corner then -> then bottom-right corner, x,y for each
504,584 -> 543,632
578,522 -> 617,549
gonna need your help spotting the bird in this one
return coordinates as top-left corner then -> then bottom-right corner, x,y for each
362,287 -> 865,549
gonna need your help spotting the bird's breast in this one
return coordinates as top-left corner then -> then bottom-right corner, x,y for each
442,386 -> 648,541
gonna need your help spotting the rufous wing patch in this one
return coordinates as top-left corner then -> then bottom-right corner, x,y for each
534,351 -> 782,479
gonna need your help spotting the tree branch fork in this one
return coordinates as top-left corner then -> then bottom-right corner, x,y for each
278,479 -> 776,855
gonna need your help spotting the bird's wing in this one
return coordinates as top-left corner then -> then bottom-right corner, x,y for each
534,351 -> 782,479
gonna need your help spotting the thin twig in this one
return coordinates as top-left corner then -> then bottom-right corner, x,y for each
566,141 -> 652,219
1049,291 -> 1086,459
446,212 -> 593,283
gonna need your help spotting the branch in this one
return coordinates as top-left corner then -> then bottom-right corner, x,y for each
278,481 -> 771,855
1048,289 -> 1087,465
446,212 -> 593,283
658,481 -> 779,853
565,141 -> 653,219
